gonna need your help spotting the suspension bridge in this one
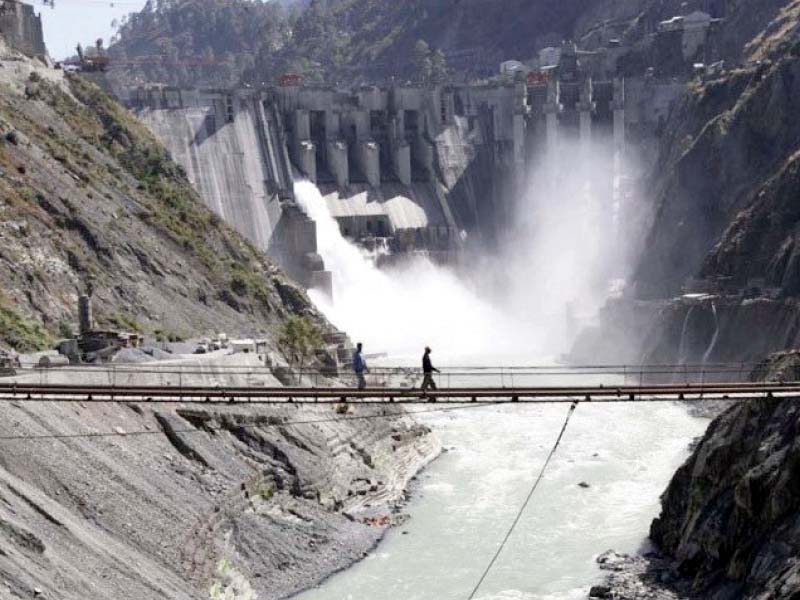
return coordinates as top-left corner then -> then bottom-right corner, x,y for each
0,361 -> 795,404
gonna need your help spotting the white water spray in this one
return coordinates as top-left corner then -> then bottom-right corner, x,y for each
294,136 -> 643,364
702,302 -> 720,365
676,305 -> 697,366
294,180 -> 518,363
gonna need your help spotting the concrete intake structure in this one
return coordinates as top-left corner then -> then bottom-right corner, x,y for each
129,68 -> 678,286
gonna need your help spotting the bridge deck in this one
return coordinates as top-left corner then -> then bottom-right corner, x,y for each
0,382 -> 798,404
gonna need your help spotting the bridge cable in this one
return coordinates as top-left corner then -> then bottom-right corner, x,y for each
466,400 -> 579,600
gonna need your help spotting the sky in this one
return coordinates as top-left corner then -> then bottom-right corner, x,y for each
39,0 -> 147,60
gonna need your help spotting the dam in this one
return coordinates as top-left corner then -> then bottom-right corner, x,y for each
125,48 -> 683,289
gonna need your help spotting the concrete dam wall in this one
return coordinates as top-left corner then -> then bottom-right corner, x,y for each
134,88 -> 331,291
130,75 -> 678,287
140,92 -> 282,251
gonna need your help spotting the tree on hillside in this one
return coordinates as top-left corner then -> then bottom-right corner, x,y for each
431,48 -> 448,83
413,39 -> 433,83
279,314 -> 324,383
413,40 -> 448,83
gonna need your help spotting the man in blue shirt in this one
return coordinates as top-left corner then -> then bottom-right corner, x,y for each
352,342 -> 368,390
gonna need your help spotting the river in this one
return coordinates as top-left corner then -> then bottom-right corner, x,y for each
295,401 -> 704,600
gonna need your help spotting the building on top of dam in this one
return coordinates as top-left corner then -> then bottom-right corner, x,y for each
126,39 -> 688,289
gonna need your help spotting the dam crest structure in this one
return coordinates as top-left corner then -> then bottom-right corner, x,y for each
123,73 -> 680,289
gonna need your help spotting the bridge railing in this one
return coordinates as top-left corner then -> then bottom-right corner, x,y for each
7,362 -> 763,391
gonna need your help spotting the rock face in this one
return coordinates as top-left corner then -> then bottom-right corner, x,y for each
592,392 -> 800,599
648,395 -> 800,599
636,49 -> 800,298
0,395 -> 440,600
590,353 -> 800,600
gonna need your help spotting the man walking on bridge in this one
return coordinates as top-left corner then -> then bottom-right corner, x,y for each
421,346 -> 440,393
353,342 -> 368,390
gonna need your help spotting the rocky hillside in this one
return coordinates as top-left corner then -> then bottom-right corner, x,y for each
647,358 -> 800,599
635,2 -> 800,299
110,0 -> 799,88
594,390 -> 800,599
109,0 -> 595,85
0,40 -> 325,351
0,360 -> 440,600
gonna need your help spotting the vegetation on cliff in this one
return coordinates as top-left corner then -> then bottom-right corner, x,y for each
108,0 -> 607,86
0,47 -> 326,350
107,0 -> 800,89
635,18 -> 800,298
108,0 -> 289,88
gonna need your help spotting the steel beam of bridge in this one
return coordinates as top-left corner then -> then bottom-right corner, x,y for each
0,382 -> 798,404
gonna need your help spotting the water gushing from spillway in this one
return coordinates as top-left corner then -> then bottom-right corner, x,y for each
294,180 -> 520,363
294,138 -> 640,362
676,305 -> 697,367
702,302 -> 720,366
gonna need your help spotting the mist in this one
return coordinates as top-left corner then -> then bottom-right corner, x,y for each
295,180 -> 517,364
295,133 -> 646,365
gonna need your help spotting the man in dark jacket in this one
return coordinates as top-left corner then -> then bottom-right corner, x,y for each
421,346 -> 439,392
352,342 -> 368,390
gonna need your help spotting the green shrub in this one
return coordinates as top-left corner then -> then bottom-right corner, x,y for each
0,302 -> 52,351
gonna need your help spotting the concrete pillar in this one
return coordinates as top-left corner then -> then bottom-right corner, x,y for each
436,89 -> 455,126
327,140 -> 349,188
78,295 -> 93,335
612,78 -> 626,171
579,110 -> 592,146
354,111 -> 371,141
544,80 -> 561,153
359,141 -> 381,187
393,111 -> 405,140
393,141 -> 411,186
545,110 -> 559,151
297,141 -> 317,183
513,112 -> 526,167
414,139 -> 434,180
578,78 -> 594,148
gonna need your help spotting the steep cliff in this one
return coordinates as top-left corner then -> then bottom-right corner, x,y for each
0,41 -> 324,350
592,354 -> 800,599
648,393 -> 800,598
634,1 -> 800,299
